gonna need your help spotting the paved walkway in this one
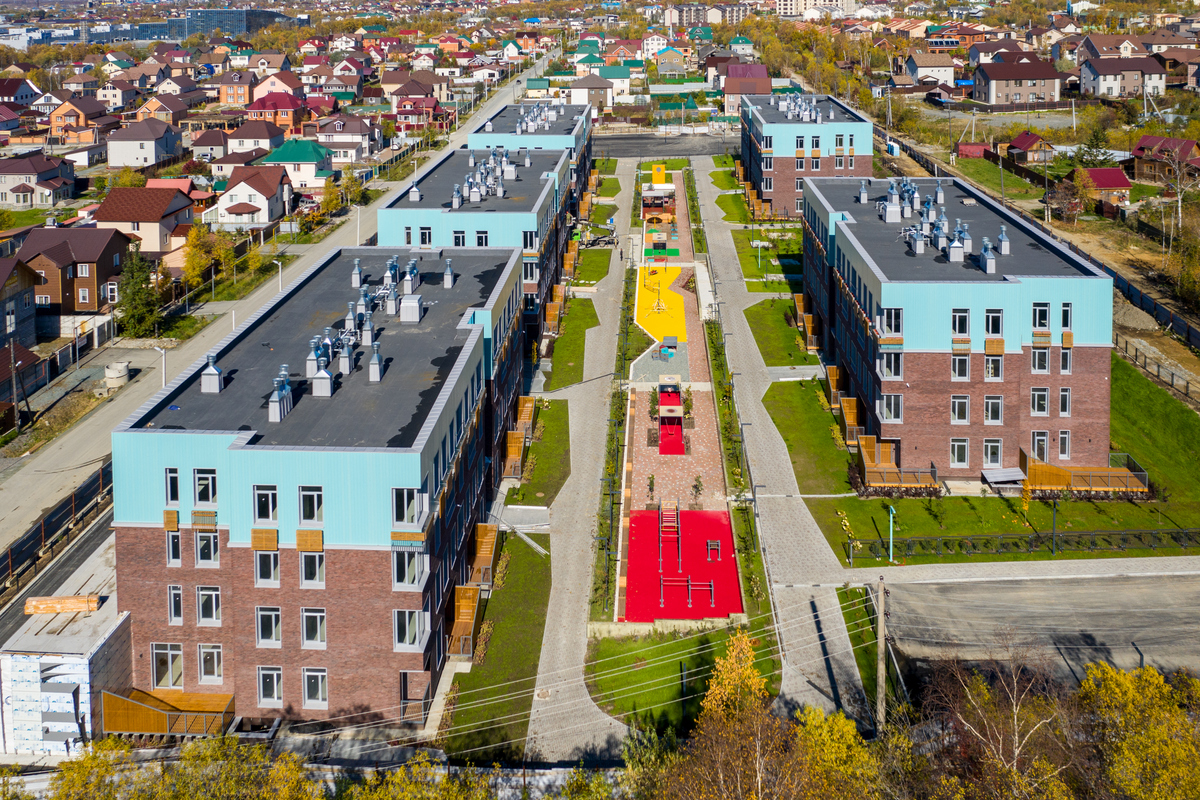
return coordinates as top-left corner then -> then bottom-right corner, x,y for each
524,159 -> 636,764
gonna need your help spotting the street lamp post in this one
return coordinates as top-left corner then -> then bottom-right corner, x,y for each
888,505 -> 895,562
273,259 -> 282,292
152,346 -> 166,388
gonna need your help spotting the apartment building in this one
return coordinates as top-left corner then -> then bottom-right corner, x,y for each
110,245 -> 524,727
1080,56 -> 1167,97
740,94 -> 873,217
800,176 -> 1114,481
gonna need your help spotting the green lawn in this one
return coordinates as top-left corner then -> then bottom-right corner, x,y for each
716,193 -> 750,223
596,157 -> 618,175
598,177 -> 621,197
743,299 -> 817,366
159,312 -> 212,341
585,504 -> 779,735
710,169 -> 739,191
443,534 -> 551,762
544,298 -> 599,391
713,154 -> 734,169
731,229 -> 772,278
762,379 -> 854,495
837,586 -> 878,714
747,278 -> 805,294
1130,182 -> 1160,203
953,157 -> 1041,199
590,203 -> 617,225
575,249 -> 612,284
8,208 -> 73,228
507,400 -> 571,506
639,158 -> 690,171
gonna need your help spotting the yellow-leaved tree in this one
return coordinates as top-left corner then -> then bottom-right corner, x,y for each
794,706 -> 880,799
1077,662 -> 1200,800
183,221 -> 213,289
699,629 -> 765,721
350,753 -> 497,800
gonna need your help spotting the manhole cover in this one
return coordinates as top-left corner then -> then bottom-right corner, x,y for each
536,492 -> 545,497
537,689 -> 550,699
568,362 -> 575,365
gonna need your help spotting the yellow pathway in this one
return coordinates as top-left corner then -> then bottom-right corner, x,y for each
635,265 -> 688,343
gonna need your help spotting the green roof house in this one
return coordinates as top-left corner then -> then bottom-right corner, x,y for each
259,139 -> 335,194
729,36 -> 754,56
687,26 -> 713,41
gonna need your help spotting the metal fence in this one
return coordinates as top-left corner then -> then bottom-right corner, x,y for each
1114,331 -> 1197,401
0,459 -> 112,597
848,527 -> 1200,566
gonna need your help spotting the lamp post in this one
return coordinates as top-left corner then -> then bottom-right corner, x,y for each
8,345 -> 20,434
152,346 -> 166,388
1052,497 -> 1058,556
888,504 -> 895,562
273,259 -> 282,292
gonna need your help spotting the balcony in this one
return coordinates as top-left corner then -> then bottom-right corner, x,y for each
447,585 -> 482,660
515,396 -> 536,441
468,524 -> 501,587
1019,449 -> 1149,493
400,682 -> 432,726
501,430 -> 525,480
858,436 -> 939,488
102,690 -> 234,737
191,510 -> 217,531
825,366 -> 844,413
951,337 -> 971,353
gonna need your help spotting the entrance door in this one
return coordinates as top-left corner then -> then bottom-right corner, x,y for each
1032,431 -> 1049,462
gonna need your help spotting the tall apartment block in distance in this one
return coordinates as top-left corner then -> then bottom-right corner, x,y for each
740,94 -> 873,218
111,243 -> 525,726
799,176 -> 1147,493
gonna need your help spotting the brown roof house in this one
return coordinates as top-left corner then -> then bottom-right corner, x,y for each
17,227 -> 131,317
569,74 -> 614,110
0,256 -> 38,349
135,94 -> 189,125
999,130 -> 1057,163
721,63 -> 770,114
972,59 -> 1062,104
0,154 -> 74,209
228,120 -> 285,154
94,187 -> 194,256
191,129 -> 230,161
218,70 -> 258,106
50,96 -> 120,145
202,166 -> 292,231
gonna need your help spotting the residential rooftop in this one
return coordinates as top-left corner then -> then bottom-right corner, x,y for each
806,176 -> 1110,283
741,93 -> 870,126
472,102 -> 589,139
131,247 -> 518,449
388,147 -> 566,214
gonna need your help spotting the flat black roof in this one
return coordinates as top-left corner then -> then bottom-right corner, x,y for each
807,177 -> 1106,283
388,147 -> 564,213
744,94 -> 869,126
476,103 -> 589,138
136,248 -> 516,448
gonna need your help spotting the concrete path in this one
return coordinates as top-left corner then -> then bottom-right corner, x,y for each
0,55 -> 556,548
524,159 -> 635,764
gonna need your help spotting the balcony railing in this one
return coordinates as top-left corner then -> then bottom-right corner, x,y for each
102,690 -> 234,737
400,682 -> 432,726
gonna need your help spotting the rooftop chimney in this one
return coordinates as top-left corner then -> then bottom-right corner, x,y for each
357,286 -> 370,318
484,120 -> 492,132
386,284 -> 399,315
469,150 -> 476,166
935,179 -> 945,204
947,233 -> 965,263
200,354 -> 223,394
369,342 -> 382,383
443,259 -> 454,288
351,258 -> 362,288
345,301 -> 356,332
313,358 -> 333,398
452,183 -> 462,209
981,238 -> 997,273
961,223 -> 972,255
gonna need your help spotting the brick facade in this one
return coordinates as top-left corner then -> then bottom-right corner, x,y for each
750,153 -> 874,218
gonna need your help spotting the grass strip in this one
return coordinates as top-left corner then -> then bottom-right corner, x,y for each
598,177 -> 621,197
575,249 -> 612,284
761,379 -> 853,495
544,298 -> 599,391
742,299 -> 818,366
506,400 -> 571,506
710,170 -> 739,191
716,193 -> 750,224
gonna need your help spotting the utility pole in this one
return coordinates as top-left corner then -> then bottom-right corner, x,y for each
8,343 -> 19,434
876,577 -> 886,730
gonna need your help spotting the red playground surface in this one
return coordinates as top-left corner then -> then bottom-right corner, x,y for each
624,510 -> 744,622
659,420 -> 684,455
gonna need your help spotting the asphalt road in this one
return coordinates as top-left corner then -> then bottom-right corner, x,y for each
593,133 -> 739,158
888,576 -> 1200,684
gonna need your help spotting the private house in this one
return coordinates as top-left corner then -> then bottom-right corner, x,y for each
596,65 -> 631,96
61,73 -> 99,97
50,96 -> 117,143
0,257 -> 37,349
1130,135 -> 1200,182
570,74 -> 613,110
0,154 -> 74,209
729,36 -> 754,57
218,71 -> 259,106
905,52 -> 955,85
253,71 -> 305,101
18,228 -> 131,317
98,80 -> 139,112
656,48 -> 687,77
245,93 -> 309,134
210,148 -> 268,179
107,119 -> 183,168
1078,34 -> 1142,62
1002,130 -> 1056,163
203,165 -> 292,230
191,129 -> 229,161
969,40 -> 1029,67
251,53 -> 291,78
722,63 -> 770,115
31,90 -> 73,116
972,59 -> 1062,104
1081,57 -> 1167,97
309,114 -> 382,164
259,138 -> 335,193
228,121 -> 285,154
156,76 -> 198,97
1066,167 -> 1132,204
94,187 -> 194,257
136,95 -> 189,126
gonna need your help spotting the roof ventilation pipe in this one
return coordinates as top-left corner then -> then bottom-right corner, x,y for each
496,176 -> 505,198
351,257 -> 362,288
200,354 -> 223,394
345,301 -> 357,332
909,228 -> 925,255
386,283 -> 399,315
322,327 -> 334,359
484,120 -> 492,132
935,179 -> 945,204
981,238 -> 997,273
452,183 -> 462,209
408,183 -> 420,202
947,232 -> 965,263
469,149 -> 475,167
313,358 -> 333,398
443,259 -> 454,288
362,310 -> 375,346
998,224 -> 1011,255
369,342 -> 382,383
858,179 -> 868,204
961,222 -> 972,254
356,285 -> 370,318
306,337 -> 321,378
338,342 -> 352,376
268,366 -> 293,421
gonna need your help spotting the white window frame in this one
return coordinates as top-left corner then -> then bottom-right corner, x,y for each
881,394 -> 903,423
984,395 -> 1003,425
300,551 -> 325,589
166,530 -> 181,567
392,488 -> 424,526
199,644 -> 223,684
258,666 -> 283,708
762,176 -> 773,192
152,643 -> 183,689
1032,430 -> 1049,461
253,484 -> 278,523
1031,348 -> 1049,374
950,395 -> 969,425
881,308 -> 902,336
256,606 -> 282,648
1060,387 -> 1071,416
985,355 -> 1003,382
302,608 -> 327,649
1061,302 -> 1072,330
949,438 -> 968,468
303,667 -> 328,709
168,585 -> 182,625
985,309 -> 1002,337
299,485 -> 324,525
1031,388 -> 1049,416
1032,302 -> 1050,330
882,352 -> 902,380
951,308 -> 969,336
951,355 -> 970,381
393,550 -> 429,589
256,550 -> 280,588
196,531 -> 219,567
194,468 -> 217,506
1059,430 -> 1071,460
394,604 -> 430,651
983,438 -> 1002,467
196,586 -> 221,626
1060,348 -> 1072,374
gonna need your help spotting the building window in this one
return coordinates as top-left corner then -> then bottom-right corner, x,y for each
167,531 -> 181,567
882,352 -> 902,380
303,668 -> 328,709
394,607 -> 427,649
984,396 -> 1003,425
522,262 -> 537,282
523,230 -> 538,249
761,155 -> 772,171
1059,388 -> 1071,416
194,469 -> 217,505
795,177 -> 803,191
951,309 -> 969,336
476,230 -> 488,247
949,438 -> 968,468
197,587 -> 221,625
394,551 -> 426,588
404,227 -> 411,245
761,135 -> 772,149
1031,349 -> 1049,374
950,396 -> 969,424
811,135 -> 820,150
1032,431 -> 1049,461
985,355 -> 1003,381
1059,430 -> 1071,459
1032,302 -> 1050,330
196,532 -> 219,567
79,288 -> 88,304
256,551 -> 280,587
1061,349 -> 1072,374
951,355 -> 969,381
302,608 -> 326,648
199,644 -> 222,684
453,230 -> 465,247
165,468 -> 179,505
811,158 -> 820,171
1031,388 -> 1049,416
794,135 -> 804,150
131,222 -> 140,232
882,394 -> 903,422
985,309 -> 1003,336
299,486 -> 323,524
849,134 -> 855,148
301,552 -> 325,588
77,263 -> 89,277
393,488 -> 423,525
835,156 -> 844,169
257,607 -> 282,647
983,439 -> 1002,467
258,667 -> 283,707
419,227 -> 432,245
848,156 -> 855,169
881,308 -> 902,336
253,485 -> 278,522
795,159 -> 804,172
1061,302 -> 1072,330
168,585 -> 182,625
762,177 -> 773,191
835,134 -> 844,148
152,643 -> 183,689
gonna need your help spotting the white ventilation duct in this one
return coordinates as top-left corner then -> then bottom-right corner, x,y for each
400,294 -> 423,324
268,366 -> 293,421
443,259 -> 454,288
362,310 -> 375,346
313,358 -> 333,398
306,337 -> 321,378
369,341 -> 382,382
200,354 -> 223,394
351,257 -> 362,288
408,183 -> 420,202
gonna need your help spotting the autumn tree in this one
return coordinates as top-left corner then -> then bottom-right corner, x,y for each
112,166 -> 147,189
116,244 -> 162,338
321,176 -> 343,217
210,229 -> 237,284
183,222 -> 213,289
0,208 -> 14,231
350,753 -> 497,800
